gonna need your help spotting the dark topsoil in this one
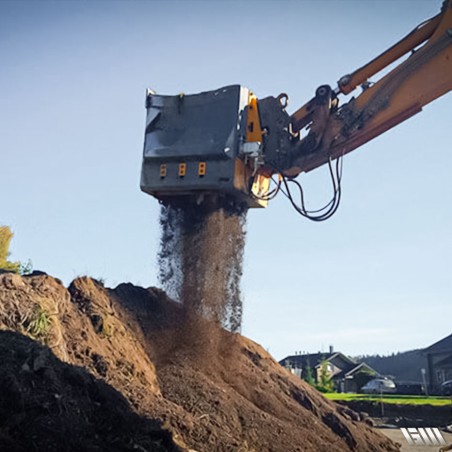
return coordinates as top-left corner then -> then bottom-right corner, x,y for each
0,272 -> 401,452
337,400 -> 452,428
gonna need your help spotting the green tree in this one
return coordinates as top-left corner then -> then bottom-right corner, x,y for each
0,226 -> 20,273
304,363 -> 316,387
315,360 -> 335,393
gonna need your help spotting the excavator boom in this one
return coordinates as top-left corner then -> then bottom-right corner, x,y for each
289,0 -> 452,175
141,0 -> 452,217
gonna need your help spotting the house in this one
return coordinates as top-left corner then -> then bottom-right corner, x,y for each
424,332 -> 452,391
279,347 -> 379,393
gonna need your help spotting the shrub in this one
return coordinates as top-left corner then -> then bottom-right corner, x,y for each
304,364 -> 316,386
0,226 -> 32,274
0,226 -> 20,273
27,307 -> 51,341
315,360 -> 335,393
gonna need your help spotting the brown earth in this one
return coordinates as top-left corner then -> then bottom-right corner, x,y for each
0,272 -> 401,451
337,400 -> 452,428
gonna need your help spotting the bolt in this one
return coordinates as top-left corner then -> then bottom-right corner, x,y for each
339,75 -> 351,86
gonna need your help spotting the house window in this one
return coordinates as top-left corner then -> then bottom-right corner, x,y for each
436,369 -> 444,383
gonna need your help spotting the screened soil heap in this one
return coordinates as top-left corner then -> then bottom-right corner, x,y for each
0,272 -> 400,451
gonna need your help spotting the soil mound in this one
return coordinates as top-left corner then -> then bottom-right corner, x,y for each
0,330 -> 180,452
0,273 -> 400,451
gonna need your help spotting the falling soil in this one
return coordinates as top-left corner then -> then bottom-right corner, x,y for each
0,272 -> 401,452
158,195 -> 247,333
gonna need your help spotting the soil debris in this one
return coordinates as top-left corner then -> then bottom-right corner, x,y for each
0,272 -> 400,451
158,195 -> 247,332
0,330 -> 181,452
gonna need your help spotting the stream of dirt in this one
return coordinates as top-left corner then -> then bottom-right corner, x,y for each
158,195 -> 247,333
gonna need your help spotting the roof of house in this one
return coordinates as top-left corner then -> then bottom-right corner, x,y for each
334,362 -> 379,379
279,352 -> 379,380
424,333 -> 452,354
280,352 -> 355,371
280,352 -> 339,368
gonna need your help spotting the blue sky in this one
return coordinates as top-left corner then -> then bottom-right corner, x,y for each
1,0 -> 450,360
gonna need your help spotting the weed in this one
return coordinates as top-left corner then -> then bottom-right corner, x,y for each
27,307 -> 51,341
237,441 -> 257,452
100,315 -> 114,338
19,259 -> 33,275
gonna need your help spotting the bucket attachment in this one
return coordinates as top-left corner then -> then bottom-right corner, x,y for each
140,85 -> 270,208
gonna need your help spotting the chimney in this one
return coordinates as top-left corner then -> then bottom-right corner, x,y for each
329,345 -> 334,354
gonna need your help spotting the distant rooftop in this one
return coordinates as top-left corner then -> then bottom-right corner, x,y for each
424,333 -> 452,354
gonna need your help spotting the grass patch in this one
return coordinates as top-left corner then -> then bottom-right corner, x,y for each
324,393 -> 452,406
27,307 -> 51,341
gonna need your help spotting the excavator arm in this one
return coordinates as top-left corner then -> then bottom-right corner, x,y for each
275,0 -> 452,176
141,1 -> 452,217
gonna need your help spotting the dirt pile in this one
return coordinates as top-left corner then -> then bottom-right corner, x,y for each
0,272 -> 184,451
0,272 -> 400,451
0,330 -> 179,452
158,196 -> 247,332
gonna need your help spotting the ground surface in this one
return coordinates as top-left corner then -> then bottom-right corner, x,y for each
326,394 -> 452,407
0,272 -> 401,451
331,397 -> 452,429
